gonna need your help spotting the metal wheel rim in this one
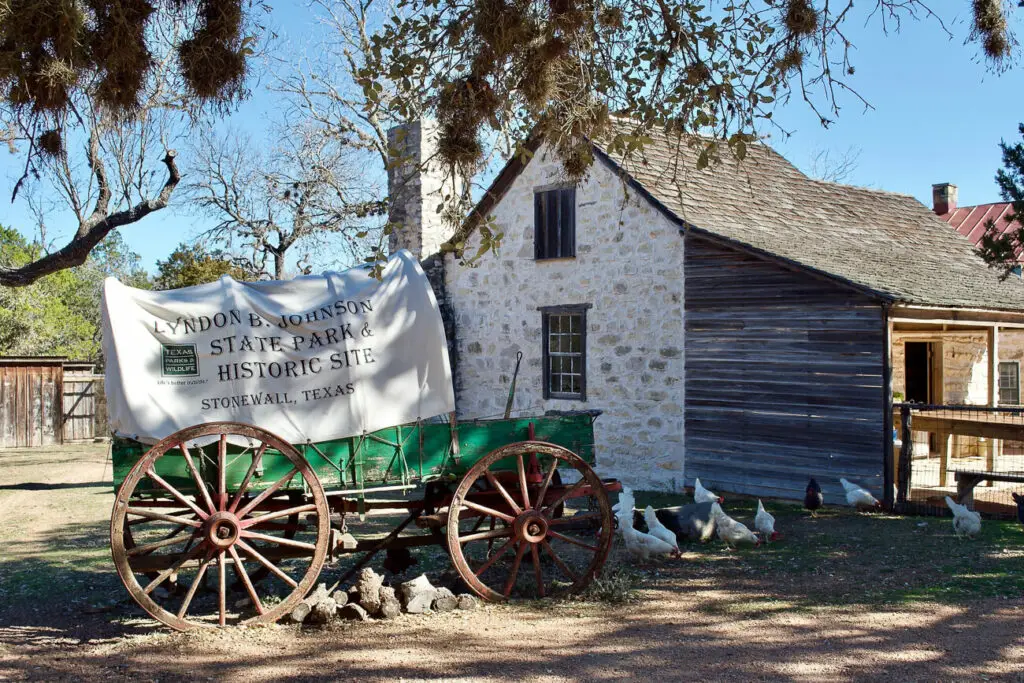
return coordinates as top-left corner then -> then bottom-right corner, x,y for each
110,421 -> 329,631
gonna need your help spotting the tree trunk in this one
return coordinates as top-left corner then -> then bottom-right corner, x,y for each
274,250 -> 286,280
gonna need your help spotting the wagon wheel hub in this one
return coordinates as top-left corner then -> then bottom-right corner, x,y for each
513,511 -> 549,544
204,511 -> 241,549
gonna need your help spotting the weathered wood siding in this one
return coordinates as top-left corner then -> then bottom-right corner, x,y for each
684,236 -> 886,503
0,362 -> 63,448
63,376 -> 103,442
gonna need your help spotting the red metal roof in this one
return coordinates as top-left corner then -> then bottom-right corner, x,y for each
939,202 -> 1017,247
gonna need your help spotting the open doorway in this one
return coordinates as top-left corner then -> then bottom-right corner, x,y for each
904,341 -> 943,404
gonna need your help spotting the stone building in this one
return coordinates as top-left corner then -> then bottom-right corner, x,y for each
389,120 -> 1024,504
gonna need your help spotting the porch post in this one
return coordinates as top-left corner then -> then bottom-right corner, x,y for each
987,326 -> 1001,478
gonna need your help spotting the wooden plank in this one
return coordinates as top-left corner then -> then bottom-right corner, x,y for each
939,431 -> 953,487
906,415 -> 1024,442
883,310 -> 894,509
16,366 -> 27,447
0,369 -> 8,448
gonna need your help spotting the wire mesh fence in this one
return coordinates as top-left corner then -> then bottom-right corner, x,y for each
894,403 -> 1024,518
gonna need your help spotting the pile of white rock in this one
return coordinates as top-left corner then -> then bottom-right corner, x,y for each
287,568 -> 478,624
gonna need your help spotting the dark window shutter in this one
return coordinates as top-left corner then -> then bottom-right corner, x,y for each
545,190 -> 560,257
534,192 -> 544,259
560,187 -> 575,257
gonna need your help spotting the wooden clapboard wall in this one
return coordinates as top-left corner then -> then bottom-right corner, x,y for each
0,360 -> 64,448
684,235 -> 886,504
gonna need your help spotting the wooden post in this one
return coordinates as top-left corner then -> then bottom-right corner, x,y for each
987,326 -> 1000,485
882,309 -> 895,510
939,431 -> 953,487
897,404 -> 912,510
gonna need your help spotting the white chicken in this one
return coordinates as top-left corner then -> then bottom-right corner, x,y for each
754,499 -> 780,542
839,478 -> 881,511
710,503 -> 760,549
643,506 -> 680,555
694,478 -> 724,505
612,486 -> 634,515
617,510 -> 676,562
944,496 -> 982,539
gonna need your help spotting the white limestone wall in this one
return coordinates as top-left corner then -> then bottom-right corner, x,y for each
443,145 -> 686,491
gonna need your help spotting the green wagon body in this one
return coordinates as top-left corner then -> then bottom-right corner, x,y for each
112,412 -> 599,500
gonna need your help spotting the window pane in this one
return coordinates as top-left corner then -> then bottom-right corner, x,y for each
570,330 -> 581,353
549,315 -> 561,334
570,375 -> 581,395
999,362 -> 1019,404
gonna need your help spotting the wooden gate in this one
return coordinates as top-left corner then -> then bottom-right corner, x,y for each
0,358 -> 64,448
63,377 -> 101,442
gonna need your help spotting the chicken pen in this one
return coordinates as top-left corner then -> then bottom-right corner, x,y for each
894,403 -> 1024,517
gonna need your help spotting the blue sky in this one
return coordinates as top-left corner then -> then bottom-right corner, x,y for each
1,4 -> 1022,274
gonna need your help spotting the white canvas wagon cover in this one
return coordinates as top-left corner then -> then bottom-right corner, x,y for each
102,250 -> 455,445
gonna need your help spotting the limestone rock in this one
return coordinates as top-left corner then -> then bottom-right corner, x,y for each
379,586 -> 401,619
398,574 -> 437,614
456,594 -> 479,611
338,603 -> 370,621
308,597 -> 337,625
357,567 -> 384,614
432,587 -> 458,613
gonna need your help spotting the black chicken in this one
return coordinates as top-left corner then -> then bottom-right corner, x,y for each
1012,492 -> 1024,528
804,478 -> 824,514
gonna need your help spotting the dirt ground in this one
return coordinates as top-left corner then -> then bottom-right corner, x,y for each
1,443 -> 1023,682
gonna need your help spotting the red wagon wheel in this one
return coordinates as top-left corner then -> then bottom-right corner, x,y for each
446,441 -> 613,602
110,422 -> 329,631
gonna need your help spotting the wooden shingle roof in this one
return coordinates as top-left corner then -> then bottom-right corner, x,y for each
594,124 -> 1024,311
458,122 -> 1024,311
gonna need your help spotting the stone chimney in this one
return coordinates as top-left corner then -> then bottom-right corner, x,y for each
387,120 -> 463,261
932,183 -> 958,215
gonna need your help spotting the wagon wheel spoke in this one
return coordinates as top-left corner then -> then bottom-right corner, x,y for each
530,543 -> 545,598
227,443 -> 268,514
548,510 -> 601,526
459,499 -> 515,524
179,443 -> 217,515
127,509 -> 192,526
240,503 -> 317,528
547,529 -> 599,553
534,458 -> 559,511
459,526 -> 514,544
541,539 -> 578,582
218,550 -> 227,627
235,467 -> 300,519
239,530 -> 317,551
503,542 -> 528,598
474,538 -> 515,577
483,470 -> 521,516
542,480 -> 586,517
127,507 -> 202,528
235,539 -> 298,588
145,469 -> 210,521
176,555 -> 212,619
229,546 -> 264,615
126,529 -> 195,557
143,544 -> 207,595
217,434 -> 228,510
517,453 -> 531,510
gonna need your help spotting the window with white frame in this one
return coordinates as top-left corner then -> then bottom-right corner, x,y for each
999,361 -> 1020,405
541,304 -> 588,400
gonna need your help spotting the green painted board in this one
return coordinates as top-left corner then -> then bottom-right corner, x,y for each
112,412 -> 599,498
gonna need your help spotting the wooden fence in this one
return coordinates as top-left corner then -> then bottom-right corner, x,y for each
1,359 -> 107,448
0,361 -> 63,448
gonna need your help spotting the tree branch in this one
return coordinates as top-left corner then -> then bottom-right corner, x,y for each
0,151 -> 180,287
